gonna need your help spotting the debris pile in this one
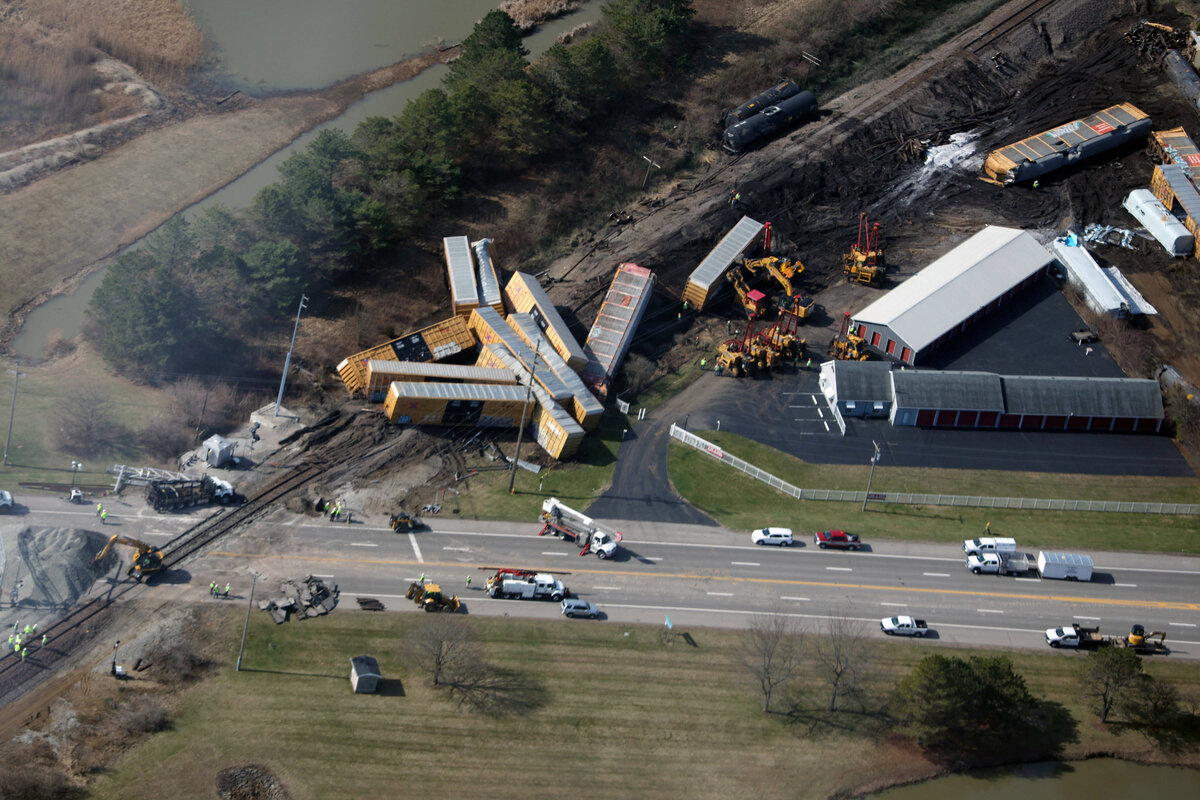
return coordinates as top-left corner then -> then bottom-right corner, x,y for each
356,597 -> 385,611
258,576 -> 339,624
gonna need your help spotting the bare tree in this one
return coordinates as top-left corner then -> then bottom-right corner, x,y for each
403,616 -> 481,687
738,610 -> 805,713
1079,646 -> 1143,723
813,614 -> 867,713
142,412 -> 194,461
55,387 -> 121,456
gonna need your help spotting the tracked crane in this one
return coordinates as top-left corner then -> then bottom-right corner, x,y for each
94,534 -> 164,580
843,212 -> 885,285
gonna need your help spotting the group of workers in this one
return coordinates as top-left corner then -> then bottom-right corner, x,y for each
96,502 -> 108,524
8,622 -> 47,661
322,500 -> 350,523
209,581 -> 231,598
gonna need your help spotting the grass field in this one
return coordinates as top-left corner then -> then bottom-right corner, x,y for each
83,609 -> 1200,800
667,431 -> 1200,553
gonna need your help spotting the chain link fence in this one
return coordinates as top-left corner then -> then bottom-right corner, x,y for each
669,425 -> 1200,516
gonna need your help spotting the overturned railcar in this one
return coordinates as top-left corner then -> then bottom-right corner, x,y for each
722,90 -> 817,154
721,79 -> 801,128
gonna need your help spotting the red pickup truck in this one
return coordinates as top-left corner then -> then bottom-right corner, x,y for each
813,530 -> 861,550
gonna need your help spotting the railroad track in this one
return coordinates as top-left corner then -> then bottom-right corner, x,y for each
964,0 -> 1060,54
0,462 -> 323,703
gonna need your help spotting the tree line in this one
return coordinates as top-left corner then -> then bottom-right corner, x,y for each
86,1 -> 696,380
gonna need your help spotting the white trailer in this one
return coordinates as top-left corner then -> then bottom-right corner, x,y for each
1037,551 -> 1093,582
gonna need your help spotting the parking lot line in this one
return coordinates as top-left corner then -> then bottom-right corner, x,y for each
349,542 -> 378,547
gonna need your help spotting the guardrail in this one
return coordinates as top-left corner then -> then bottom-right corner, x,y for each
669,425 -> 1200,516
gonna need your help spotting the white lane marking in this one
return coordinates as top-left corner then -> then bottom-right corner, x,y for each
817,408 -> 824,419
811,395 -> 818,405
350,542 -> 378,547
923,572 -> 950,577
1014,577 -> 1040,582
780,596 -> 810,602
880,602 -> 907,608
642,556 -> 663,561
731,561 -> 760,566
284,517 -> 299,526
408,532 -> 423,563
443,546 -> 469,552
541,552 -> 569,557
977,609 -> 1004,614
825,566 -> 852,572
592,586 -> 622,591
706,591 -> 734,597
311,574 -> 335,579
1169,621 -> 1197,627
823,420 -> 830,432
1075,616 -> 1101,621
1114,583 -> 1137,588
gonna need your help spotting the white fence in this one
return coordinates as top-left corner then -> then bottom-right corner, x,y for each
669,425 -> 1200,516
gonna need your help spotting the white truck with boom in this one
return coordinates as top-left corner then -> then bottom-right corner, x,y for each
485,568 -> 568,601
539,497 -> 623,559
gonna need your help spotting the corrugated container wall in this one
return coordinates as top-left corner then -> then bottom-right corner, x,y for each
502,272 -> 588,369
444,236 -> 480,317
529,384 -> 584,459
336,316 -> 475,395
363,360 -> 516,402
471,238 -> 505,314
581,263 -> 655,396
383,382 -> 529,426
506,313 -> 604,430
683,216 -> 764,310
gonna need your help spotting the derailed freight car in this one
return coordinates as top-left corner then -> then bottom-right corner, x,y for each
337,315 -> 475,395
722,90 -> 817,154
721,79 -> 801,128
981,103 -> 1151,186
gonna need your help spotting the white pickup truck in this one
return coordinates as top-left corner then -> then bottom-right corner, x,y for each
966,552 -> 1033,575
880,615 -> 929,637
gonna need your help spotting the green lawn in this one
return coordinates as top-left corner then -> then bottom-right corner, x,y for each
667,432 -> 1200,553
83,609 -> 1200,800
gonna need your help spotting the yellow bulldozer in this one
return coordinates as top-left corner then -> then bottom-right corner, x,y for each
406,581 -> 461,612
93,534 -> 164,580
829,312 -> 870,361
843,213 -> 885,285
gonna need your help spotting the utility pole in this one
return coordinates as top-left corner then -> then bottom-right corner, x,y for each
4,362 -> 25,467
274,294 -> 308,417
236,571 -> 259,672
862,440 -> 881,512
508,339 -> 541,494
641,154 -> 662,189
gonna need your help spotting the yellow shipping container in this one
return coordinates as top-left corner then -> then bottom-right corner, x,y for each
337,316 -> 475,395
502,272 -> 588,369
383,382 -> 530,426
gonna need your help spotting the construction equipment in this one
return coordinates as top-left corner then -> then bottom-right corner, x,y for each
716,338 -> 748,377
484,567 -> 568,601
146,476 -> 237,512
844,213 -> 885,284
405,581 -> 461,612
829,312 -> 869,361
93,534 -> 164,580
539,497 -> 623,559
727,266 -> 769,318
743,256 -> 814,318
1125,624 -> 1169,655
389,512 -> 420,531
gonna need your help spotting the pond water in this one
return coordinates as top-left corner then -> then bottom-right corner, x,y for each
864,758 -> 1200,799
11,1 -> 602,359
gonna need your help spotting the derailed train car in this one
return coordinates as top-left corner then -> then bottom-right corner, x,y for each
721,79 -> 801,128
723,90 -> 817,154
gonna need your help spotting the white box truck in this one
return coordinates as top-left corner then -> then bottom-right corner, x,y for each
962,536 -> 1017,556
1037,551 -> 1093,582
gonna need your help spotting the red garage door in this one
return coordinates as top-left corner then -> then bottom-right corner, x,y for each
871,332 -> 881,347
997,414 -> 1021,428
916,409 -> 936,426
1112,417 -> 1134,432
978,411 -> 999,427
1067,416 -> 1089,431
956,411 -> 979,427
1135,418 -> 1161,433
935,410 -> 956,426
1019,415 -> 1045,430
886,339 -> 897,355
900,347 -> 912,362
1044,415 -> 1067,430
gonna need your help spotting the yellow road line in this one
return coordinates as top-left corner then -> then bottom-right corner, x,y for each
207,552 -> 1200,612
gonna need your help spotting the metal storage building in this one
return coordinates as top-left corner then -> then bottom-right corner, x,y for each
581,263 -> 655,396
851,226 -> 1053,365
506,313 -> 605,430
362,360 -> 516,403
337,316 -> 475,395
444,236 -> 480,317
502,272 -> 588,369
471,238 -> 505,314
981,103 -> 1151,185
1150,163 -> 1200,258
350,656 -> 381,694
383,381 -> 529,426
817,360 -> 893,418
682,216 -> 764,310
1050,235 -> 1158,317
1122,189 -> 1194,257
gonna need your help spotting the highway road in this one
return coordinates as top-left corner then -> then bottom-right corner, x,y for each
6,494 -> 1199,659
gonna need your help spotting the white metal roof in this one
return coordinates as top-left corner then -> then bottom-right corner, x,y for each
507,315 -> 604,416
853,226 -> 1052,354
443,236 -> 479,307
686,216 -> 764,291
1101,267 -> 1157,316
387,381 -> 527,402
366,360 -> 515,383
1050,237 -> 1126,315
471,238 -> 503,307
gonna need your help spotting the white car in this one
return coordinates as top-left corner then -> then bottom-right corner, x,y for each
751,527 -> 794,546
0,490 -> 12,513
561,598 -> 600,619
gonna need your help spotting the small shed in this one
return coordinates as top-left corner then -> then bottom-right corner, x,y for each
350,655 -> 381,694
201,435 -> 235,468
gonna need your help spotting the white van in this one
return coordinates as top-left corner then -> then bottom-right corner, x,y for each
961,536 -> 1017,556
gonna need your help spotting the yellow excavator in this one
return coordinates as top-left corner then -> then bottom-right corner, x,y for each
743,256 -> 814,318
1125,624 -> 1169,655
843,213 -> 885,285
406,581 -> 461,612
727,266 -> 769,318
829,312 -> 870,361
94,534 -> 164,580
